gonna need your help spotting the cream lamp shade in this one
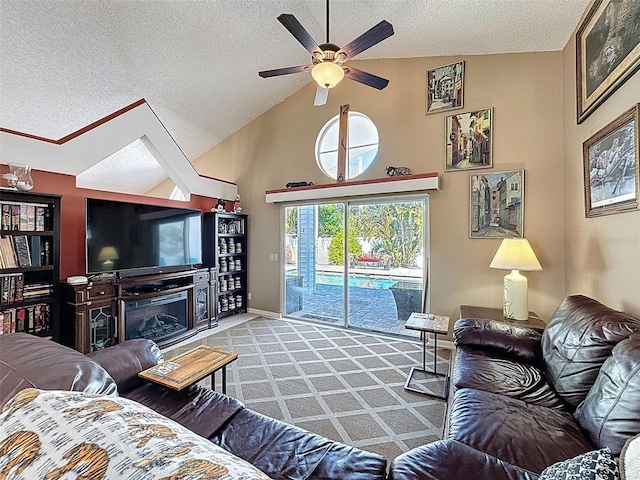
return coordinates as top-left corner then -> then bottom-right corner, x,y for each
489,238 -> 542,321
98,246 -> 119,269
311,61 -> 345,88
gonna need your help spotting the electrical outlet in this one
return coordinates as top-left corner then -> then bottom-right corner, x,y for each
248,293 -> 251,300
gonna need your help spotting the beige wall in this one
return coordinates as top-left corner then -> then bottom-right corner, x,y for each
194,52 -> 568,327
562,36 -> 640,317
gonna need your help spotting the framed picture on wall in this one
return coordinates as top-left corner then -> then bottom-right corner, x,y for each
576,0 -> 640,124
426,61 -> 464,115
583,103 -> 639,217
469,170 -> 524,239
445,108 -> 493,171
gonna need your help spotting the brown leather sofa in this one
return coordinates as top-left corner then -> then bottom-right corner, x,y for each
389,295 -> 640,479
0,333 -> 387,480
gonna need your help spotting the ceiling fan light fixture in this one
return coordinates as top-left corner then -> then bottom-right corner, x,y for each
312,61 -> 344,88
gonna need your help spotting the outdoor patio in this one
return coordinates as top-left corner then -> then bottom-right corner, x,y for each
286,282 -> 421,338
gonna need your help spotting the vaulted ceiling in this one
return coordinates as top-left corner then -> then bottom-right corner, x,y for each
0,0 -> 590,196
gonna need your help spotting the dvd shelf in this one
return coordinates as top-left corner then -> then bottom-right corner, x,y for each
0,191 -> 60,339
202,212 -> 248,321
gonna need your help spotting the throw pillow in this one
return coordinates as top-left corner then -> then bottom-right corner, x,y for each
620,433 -> 640,480
0,388 -> 271,480
538,448 -> 619,480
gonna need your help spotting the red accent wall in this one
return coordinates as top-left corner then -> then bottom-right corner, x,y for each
20,170 -> 223,280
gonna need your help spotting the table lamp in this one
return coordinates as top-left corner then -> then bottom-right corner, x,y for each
489,238 -> 542,320
98,246 -> 119,270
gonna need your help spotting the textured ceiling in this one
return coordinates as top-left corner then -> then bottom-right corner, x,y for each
0,0 -> 590,194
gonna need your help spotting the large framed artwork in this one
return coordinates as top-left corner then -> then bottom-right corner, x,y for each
426,61 -> 464,115
445,107 -> 493,171
576,0 -> 640,124
583,103 -> 639,217
470,170 -> 524,239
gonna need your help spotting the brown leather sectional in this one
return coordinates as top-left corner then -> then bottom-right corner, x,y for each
2,294 -> 639,480
389,295 -> 640,479
0,333 -> 387,480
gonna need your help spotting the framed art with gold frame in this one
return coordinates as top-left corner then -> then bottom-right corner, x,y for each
576,0 -> 640,124
583,104 -> 639,217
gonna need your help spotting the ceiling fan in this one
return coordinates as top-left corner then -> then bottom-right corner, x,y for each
258,0 -> 394,106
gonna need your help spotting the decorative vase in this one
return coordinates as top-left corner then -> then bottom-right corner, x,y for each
9,164 -> 34,191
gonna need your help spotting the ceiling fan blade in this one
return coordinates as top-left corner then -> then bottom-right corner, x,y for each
337,20 -> 394,59
314,85 -> 329,106
277,14 -> 321,54
259,65 -> 309,78
344,67 -> 389,90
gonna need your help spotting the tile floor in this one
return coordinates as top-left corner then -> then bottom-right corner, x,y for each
165,316 -> 451,464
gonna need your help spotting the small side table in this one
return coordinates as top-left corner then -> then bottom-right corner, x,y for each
459,305 -> 546,330
139,345 -> 238,394
404,313 -> 450,399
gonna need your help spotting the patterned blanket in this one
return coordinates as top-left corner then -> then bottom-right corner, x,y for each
0,388 -> 272,479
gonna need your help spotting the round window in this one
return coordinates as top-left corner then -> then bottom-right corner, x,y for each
315,111 -> 379,180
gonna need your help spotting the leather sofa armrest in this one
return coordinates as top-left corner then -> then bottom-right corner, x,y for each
389,440 -> 539,480
454,318 -> 542,364
87,339 -> 163,395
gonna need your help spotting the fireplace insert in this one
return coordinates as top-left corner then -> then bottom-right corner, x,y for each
123,290 -> 188,343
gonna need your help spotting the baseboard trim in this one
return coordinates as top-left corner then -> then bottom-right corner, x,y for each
247,308 -> 281,319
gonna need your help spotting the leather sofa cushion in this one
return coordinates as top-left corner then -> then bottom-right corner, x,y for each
447,388 -> 594,474
389,439 -> 539,480
453,346 -> 566,410
213,408 -> 388,480
541,295 -> 640,410
0,333 -> 116,408
125,382 -> 244,439
87,338 -> 163,394
454,318 -> 542,364
574,334 -> 640,454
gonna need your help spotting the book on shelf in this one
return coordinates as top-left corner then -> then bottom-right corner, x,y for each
1,303 -> 51,334
0,201 -> 51,232
0,236 -> 18,268
23,287 -> 53,299
18,206 -> 28,231
13,274 -> 24,302
30,236 -> 41,267
12,235 -> 31,267
26,205 -> 36,231
35,206 -> 46,231
0,274 -> 52,306
10,205 -> 19,231
1,205 -> 10,231
42,240 -> 51,265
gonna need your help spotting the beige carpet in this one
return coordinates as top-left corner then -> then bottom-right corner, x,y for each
165,317 -> 449,462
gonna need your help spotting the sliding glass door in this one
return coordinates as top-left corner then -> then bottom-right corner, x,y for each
283,196 -> 427,336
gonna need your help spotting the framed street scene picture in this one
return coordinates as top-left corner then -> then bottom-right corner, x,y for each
426,61 -> 464,115
470,170 -> 524,239
576,0 -> 640,124
583,104 -> 639,217
445,107 -> 493,171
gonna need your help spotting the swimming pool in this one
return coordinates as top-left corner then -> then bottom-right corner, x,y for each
315,272 -> 420,289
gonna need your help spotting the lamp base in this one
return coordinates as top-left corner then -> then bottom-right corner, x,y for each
503,270 -> 528,321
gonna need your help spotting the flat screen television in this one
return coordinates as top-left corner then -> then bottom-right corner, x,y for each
86,198 -> 202,276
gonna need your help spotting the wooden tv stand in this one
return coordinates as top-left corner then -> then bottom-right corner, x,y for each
61,268 -> 216,353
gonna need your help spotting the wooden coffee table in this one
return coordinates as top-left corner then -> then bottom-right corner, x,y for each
139,345 -> 238,394
404,312 -> 450,399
